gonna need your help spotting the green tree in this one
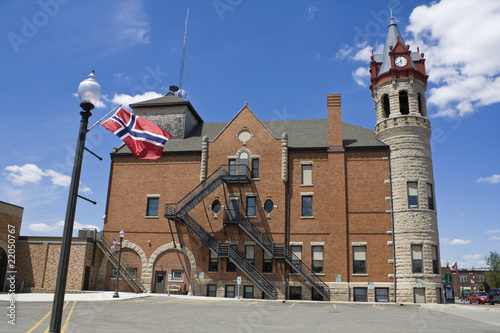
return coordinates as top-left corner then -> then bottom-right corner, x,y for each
485,251 -> 500,288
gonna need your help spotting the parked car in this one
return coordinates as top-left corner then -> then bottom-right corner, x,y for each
488,288 -> 500,305
467,291 -> 488,304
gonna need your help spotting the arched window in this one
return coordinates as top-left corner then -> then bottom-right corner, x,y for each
383,94 -> 390,118
399,91 -> 409,115
417,93 -> 423,115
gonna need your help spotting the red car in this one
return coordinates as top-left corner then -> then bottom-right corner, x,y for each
467,291 -> 488,304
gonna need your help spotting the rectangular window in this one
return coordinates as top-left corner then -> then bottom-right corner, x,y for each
432,246 -> 439,274
243,285 -> 254,298
263,251 -> 273,273
229,159 -> 236,175
146,197 -> 159,216
301,195 -> 313,217
227,244 -> 237,272
353,287 -> 368,302
411,245 -> 423,274
302,164 -> 313,185
312,246 -> 324,274
171,269 -> 184,282
225,285 -> 235,298
246,197 -> 256,217
251,158 -> 259,179
289,286 -> 302,300
290,245 -> 302,273
207,284 -> 217,297
375,288 -> 389,302
209,250 -> 218,272
245,245 -> 255,265
477,276 -> 484,283
353,246 -> 367,274
460,275 -> 467,283
408,182 -> 419,208
427,184 -> 435,210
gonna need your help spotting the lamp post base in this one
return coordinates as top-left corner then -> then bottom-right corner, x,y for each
113,292 -> 120,298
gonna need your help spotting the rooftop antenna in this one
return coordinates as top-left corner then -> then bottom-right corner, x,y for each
178,8 -> 189,98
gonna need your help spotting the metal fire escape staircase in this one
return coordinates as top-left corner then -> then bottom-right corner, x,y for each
95,231 -> 145,293
164,165 -> 277,299
224,213 -> 330,301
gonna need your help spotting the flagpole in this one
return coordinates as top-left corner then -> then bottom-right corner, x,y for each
87,104 -> 121,132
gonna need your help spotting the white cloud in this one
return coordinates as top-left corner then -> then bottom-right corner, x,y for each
441,238 -> 472,245
486,230 -> 500,234
110,91 -> 163,110
4,164 -> 45,185
27,220 -> 100,235
407,0 -> 500,117
476,174 -> 500,184
111,0 -> 150,46
306,5 -> 319,21
3,164 -> 91,193
488,236 -> 500,241
352,67 -> 370,87
460,254 -> 486,268
44,170 -> 71,187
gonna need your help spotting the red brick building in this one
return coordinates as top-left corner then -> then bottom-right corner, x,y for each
101,18 -> 442,303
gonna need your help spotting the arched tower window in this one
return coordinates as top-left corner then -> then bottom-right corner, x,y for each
399,91 -> 409,115
382,94 -> 390,118
417,93 -> 423,115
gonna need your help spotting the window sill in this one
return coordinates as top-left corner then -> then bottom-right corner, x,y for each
311,273 -> 325,276
251,178 -> 260,181
352,273 -> 369,277
301,184 -> 314,187
145,216 -> 159,219
245,216 -> 257,219
300,216 -> 314,219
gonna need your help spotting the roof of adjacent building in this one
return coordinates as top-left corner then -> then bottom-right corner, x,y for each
113,119 -> 386,155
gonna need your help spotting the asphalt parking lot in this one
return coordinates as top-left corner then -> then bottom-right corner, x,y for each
2,293 -> 500,333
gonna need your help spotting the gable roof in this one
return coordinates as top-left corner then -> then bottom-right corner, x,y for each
112,119 -> 385,156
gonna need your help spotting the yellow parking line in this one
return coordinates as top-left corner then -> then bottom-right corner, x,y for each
333,304 -> 336,309
61,301 -> 77,332
373,305 -> 384,310
289,303 -> 296,308
27,300 -> 69,333
43,301 -> 70,333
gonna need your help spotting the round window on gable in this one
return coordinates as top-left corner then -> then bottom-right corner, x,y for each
212,199 -> 221,214
264,199 -> 274,214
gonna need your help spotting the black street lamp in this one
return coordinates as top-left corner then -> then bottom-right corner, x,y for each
49,72 -> 101,333
113,229 -> 125,298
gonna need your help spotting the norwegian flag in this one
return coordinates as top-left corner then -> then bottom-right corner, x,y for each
112,235 -> 120,252
101,108 -> 173,160
451,262 -> 459,275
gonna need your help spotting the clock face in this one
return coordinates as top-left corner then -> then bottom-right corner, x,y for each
395,56 -> 407,68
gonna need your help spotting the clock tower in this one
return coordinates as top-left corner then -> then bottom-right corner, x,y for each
370,18 -> 442,303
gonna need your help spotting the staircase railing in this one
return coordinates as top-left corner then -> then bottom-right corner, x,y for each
96,231 -> 145,293
165,165 -> 250,218
236,214 -> 330,301
170,214 -> 277,299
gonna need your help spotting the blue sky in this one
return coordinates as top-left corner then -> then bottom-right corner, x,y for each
1,0 -> 499,269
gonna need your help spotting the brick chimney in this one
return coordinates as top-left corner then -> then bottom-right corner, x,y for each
327,94 -> 343,150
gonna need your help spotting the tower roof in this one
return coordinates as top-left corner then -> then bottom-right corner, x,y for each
378,18 -> 416,74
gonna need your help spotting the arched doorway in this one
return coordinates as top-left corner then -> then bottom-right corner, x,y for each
152,250 -> 192,294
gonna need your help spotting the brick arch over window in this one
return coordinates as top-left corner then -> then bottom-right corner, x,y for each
146,242 -> 198,294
